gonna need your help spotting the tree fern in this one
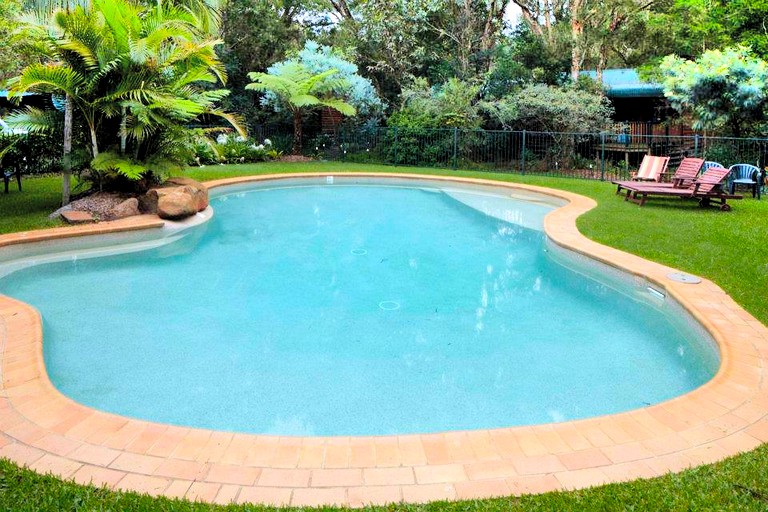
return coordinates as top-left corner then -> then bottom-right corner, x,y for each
247,64 -> 356,153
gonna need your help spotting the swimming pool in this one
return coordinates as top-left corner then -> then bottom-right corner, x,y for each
0,176 -> 719,436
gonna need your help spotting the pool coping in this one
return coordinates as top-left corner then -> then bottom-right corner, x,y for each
1,172 -> 766,507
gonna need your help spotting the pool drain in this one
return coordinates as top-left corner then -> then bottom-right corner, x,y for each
351,249 -> 368,256
379,301 -> 400,310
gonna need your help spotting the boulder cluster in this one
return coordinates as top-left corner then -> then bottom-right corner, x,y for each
109,177 -> 209,220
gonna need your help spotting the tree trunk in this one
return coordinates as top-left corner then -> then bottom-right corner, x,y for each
120,106 -> 127,155
479,0 -> 508,72
61,94 -> 73,206
292,110 -> 302,154
329,0 -> 353,20
570,0 -> 584,81
88,123 -> 102,191
597,44 -> 607,84
512,0 -> 543,36
90,127 -> 99,158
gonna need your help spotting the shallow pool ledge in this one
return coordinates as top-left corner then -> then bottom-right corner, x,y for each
1,172 -> 768,508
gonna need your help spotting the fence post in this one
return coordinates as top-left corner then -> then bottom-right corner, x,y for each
340,127 -> 345,162
600,132 -> 606,181
393,127 -> 398,166
693,134 -> 700,157
521,130 -> 527,175
452,128 -> 459,170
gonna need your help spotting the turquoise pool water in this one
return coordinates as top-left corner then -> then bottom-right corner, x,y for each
0,180 -> 719,436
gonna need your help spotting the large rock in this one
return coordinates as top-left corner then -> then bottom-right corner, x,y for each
165,177 -> 209,210
157,188 -> 198,220
138,188 -> 160,214
139,178 -> 208,214
108,198 -> 140,219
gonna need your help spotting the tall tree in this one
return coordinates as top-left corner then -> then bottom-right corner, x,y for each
510,0 -> 569,43
218,0 -> 300,125
512,0 -> 658,80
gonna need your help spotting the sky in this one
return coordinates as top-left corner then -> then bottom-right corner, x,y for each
505,2 -> 522,27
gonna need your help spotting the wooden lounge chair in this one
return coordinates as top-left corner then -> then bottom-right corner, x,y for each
663,157 -> 704,187
632,154 -> 669,181
612,156 -> 691,195
619,166 -> 741,210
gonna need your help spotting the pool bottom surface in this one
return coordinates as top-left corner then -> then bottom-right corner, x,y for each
0,183 -> 718,436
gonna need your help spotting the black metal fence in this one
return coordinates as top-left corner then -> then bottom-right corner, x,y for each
4,125 -> 766,184
252,125 -> 768,182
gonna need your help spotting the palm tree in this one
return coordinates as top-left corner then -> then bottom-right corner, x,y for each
9,0 -> 241,195
22,0 -> 221,34
13,0 -> 223,203
247,63 -> 356,154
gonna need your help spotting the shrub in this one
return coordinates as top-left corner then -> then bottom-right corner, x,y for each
388,78 -> 483,130
480,84 -> 614,133
191,133 -> 281,166
660,47 -> 768,137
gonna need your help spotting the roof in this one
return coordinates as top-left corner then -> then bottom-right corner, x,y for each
581,69 -> 664,98
0,91 -> 37,98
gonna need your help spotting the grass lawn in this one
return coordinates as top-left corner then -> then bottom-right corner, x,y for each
1,161 -> 767,510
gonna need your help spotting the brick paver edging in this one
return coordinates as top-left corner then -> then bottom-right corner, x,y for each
1,172 -> 767,507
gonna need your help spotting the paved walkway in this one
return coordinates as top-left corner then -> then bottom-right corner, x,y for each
1,173 -> 767,507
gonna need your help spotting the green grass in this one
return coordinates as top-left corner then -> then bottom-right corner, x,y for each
0,175 -> 67,234
1,161 -> 767,510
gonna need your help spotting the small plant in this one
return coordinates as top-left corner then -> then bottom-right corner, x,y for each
192,133 -> 281,165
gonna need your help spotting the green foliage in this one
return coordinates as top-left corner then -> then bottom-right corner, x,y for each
217,0 -> 299,125
483,24 -> 570,98
0,0 -> 27,80
91,151 -> 160,180
481,83 -> 614,133
701,142 -> 761,169
384,77 -> 482,167
326,0 -> 438,105
248,64 -> 355,117
728,0 -> 768,57
252,41 -> 381,123
0,108 -> 69,175
290,41 -> 384,120
247,55 -> 358,153
660,47 -> 768,136
8,0 -> 242,189
646,0 -> 768,62
191,132 -> 280,165
389,78 -> 482,129
0,132 -> 64,175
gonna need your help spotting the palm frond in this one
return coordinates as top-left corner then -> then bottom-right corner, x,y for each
8,63 -> 86,98
3,107 -> 61,134
206,108 -> 246,137
91,150 -> 147,180
291,94 -> 323,108
320,98 -> 356,117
